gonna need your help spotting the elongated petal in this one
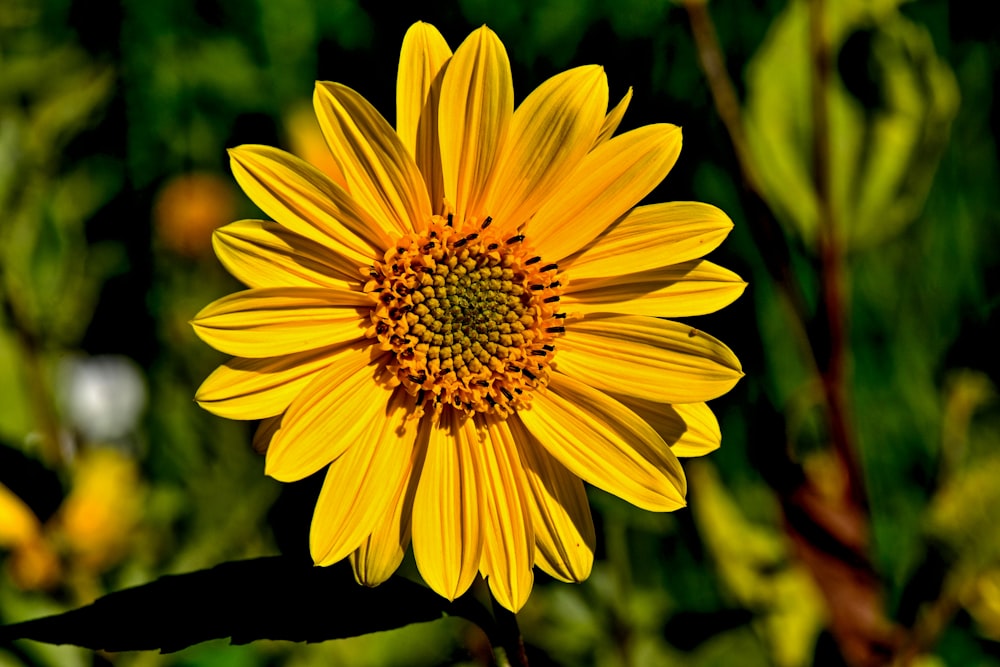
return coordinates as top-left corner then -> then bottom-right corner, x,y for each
485,66 -> 608,233
479,416 -> 535,612
562,202 -> 735,280
191,287 -> 369,358
195,345 -> 343,419
265,347 -> 388,482
314,82 -> 432,235
397,21 -> 452,213
438,26 -> 513,224
612,396 -> 722,457
519,373 -> 686,511
562,260 -> 747,317
528,124 -> 683,262
592,87 -> 632,147
311,388 -> 417,566
351,418 -> 429,586
229,145 -> 391,257
252,414 -> 282,453
507,417 -> 594,582
213,220 -> 361,290
555,315 -> 743,403
412,410 -> 484,601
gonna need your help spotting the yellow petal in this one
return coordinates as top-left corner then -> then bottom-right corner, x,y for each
265,346 -> 388,482
252,414 -> 282,453
555,314 -> 743,403
528,124 -> 683,262
479,416 -> 535,612
485,65 -> 609,233
519,373 -> 686,512
507,418 -> 594,583
561,202 -> 735,281
229,144 -> 391,257
562,260 -> 747,317
195,345 -> 343,420
351,419 -> 429,586
412,409 -> 484,601
397,21 -> 452,213
311,388 -> 418,566
438,26 -> 513,224
612,397 -> 722,457
191,287 -> 369,358
0,483 -> 42,548
213,220 -> 361,289
314,82 -> 432,235
592,87 -> 632,147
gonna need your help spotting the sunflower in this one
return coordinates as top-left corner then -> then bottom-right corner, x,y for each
192,21 -> 745,612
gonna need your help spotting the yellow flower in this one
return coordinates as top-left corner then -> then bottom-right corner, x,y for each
192,21 -> 744,612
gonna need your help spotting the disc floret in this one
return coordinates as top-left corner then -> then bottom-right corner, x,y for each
365,215 -> 564,417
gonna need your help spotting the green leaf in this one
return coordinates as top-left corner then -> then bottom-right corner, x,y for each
743,0 -> 959,252
0,557 -> 494,653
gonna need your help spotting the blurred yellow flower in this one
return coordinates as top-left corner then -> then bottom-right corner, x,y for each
193,21 -> 744,611
153,172 -> 237,257
55,448 -> 142,572
0,483 -> 60,590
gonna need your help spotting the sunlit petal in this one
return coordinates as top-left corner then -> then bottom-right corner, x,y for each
556,314 -> 743,403
397,21 -> 452,212
314,82 -> 432,234
438,26 -> 513,224
528,124 -> 682,262
520,373 -> 687,511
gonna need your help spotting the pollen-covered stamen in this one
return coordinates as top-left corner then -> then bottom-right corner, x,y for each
364,215 -> 563,417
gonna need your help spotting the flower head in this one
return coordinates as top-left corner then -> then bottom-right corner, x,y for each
192,21 -> 745,611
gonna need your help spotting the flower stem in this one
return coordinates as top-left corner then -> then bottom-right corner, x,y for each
490,594 -> 528,667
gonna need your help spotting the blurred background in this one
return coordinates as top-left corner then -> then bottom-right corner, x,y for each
0,0 -> 997,665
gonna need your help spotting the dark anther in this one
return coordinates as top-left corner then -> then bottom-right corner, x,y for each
376,322 -> 389,335
454,238 -> 468,248
522,368 -> 537,381
408,374 -> 423,383
525,256 -> 542,265
487,243 -> 499,251
554,313 -> 567,319
500,387 -> 513,401
464,402 -> 473,410
401,304 -> 412,313
388,308 -> 402,320
396,285 -> 410,296
423,242 -> 436,251
542,344 -> 555,351
530,350 -> 547,356
530,284 -> 545,291
481,216 -> 493,229
541,264 -> 558,273
416,389 -> 425,407
465,233 -> 479,242
392,264 -> 402,275
369,268 -> 380,277
487,394 -> 497,406
447,213 -> 454,227
429,230 -> 438,239
380,293 -> 394,304
401,349 -> 415,361
476,380 -> 490,387
514,388 -> 523,394
506,365 -> 521,373
506,234 -> 525,245
543,295 -> 560,303
397,247 -> 406,255
547,326 -> 566,333
549,281 -> 561,289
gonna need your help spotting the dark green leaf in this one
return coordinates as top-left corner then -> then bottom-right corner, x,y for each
0,557 -> 493,653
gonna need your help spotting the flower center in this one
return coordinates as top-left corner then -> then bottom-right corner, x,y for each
365,215 -> 564,417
